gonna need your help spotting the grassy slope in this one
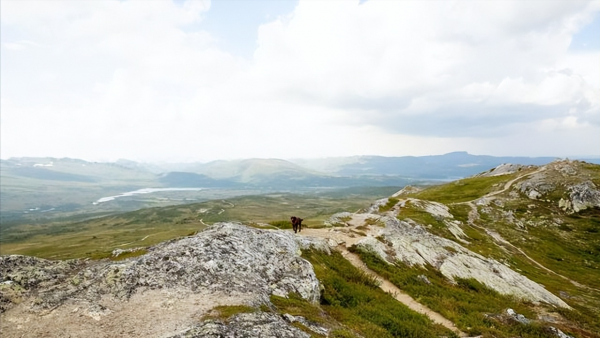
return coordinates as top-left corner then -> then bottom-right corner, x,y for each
377,162 -> 600,337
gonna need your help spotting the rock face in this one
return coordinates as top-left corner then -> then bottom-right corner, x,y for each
566,181 -> 600,212
0,223 -> 321,337
169,312 -> 312,338
477,163 -> 530,177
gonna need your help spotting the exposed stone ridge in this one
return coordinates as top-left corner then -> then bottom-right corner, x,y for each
355,216 -> 570,308
477,163 -> 530,177
392,185 -> 422,196
0,223 -> 322,337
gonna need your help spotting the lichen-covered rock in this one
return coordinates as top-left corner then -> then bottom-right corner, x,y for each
567,181 -> 600,212
0,255 -> 84,313
169,312 -> 311,338
516,170 -> 554,200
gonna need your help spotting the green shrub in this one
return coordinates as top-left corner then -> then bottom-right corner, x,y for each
269,220 -> 292,229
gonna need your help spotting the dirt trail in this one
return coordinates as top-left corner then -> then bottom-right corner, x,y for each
338,247 -> 466,336
465,201 -> 590,290
298,215 -> 467,336
459,167 -> 597,292
486,166 -> 546,198
460,167 -> 566,278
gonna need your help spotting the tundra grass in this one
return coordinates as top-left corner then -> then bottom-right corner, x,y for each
351,247 -> 591,338
0,193 -> 381,259
407,174 -> 521,204
378,197 -> 399,212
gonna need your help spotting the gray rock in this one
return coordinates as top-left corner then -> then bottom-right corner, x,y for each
325,212 -> 354,227
506,308 -> 530,324
477,164 -> 529,177
547,326 -> 574,338
568,181 -> 600,212
169,311 -> 311,338
0,255 -> 84,313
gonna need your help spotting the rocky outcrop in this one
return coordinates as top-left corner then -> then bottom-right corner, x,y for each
562,181 -> 600,212
324,212 -> 354,227
169,312 -> 312,338
0,223 -> 321,337
515,170 -> 554,200
0,255 -> 84,313
477,163 -> 530,177
515,160 -> 600,212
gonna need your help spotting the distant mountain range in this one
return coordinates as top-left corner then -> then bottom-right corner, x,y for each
2,152 -> 598,218
4,152 -> 600,187
165,151 -> 599,181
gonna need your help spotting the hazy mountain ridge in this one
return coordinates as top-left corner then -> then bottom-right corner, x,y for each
293,152 -> 573,178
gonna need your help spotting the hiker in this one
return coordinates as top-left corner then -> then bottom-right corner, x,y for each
290,216 -> 303,233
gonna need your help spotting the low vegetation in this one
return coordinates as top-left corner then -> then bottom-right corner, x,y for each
351,247 -> 584,338
408,174 -> 522,204
378,197 -> 399,212
266,249 -> 456,338
0,191 -> 387,259
201,305 -> 258,322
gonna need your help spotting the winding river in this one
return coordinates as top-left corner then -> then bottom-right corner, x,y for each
93,188 -> 206,204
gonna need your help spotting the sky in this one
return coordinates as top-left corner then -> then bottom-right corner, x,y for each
1,0 -> 599,163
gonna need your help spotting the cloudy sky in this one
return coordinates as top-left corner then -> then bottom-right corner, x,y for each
1,0 -> 599,162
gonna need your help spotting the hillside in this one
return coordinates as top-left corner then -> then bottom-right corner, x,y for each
1,160 -> 599,337
4,153 -> 595,224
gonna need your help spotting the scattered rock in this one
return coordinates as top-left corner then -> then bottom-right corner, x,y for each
568,181 -> 600,212
169,312 -> 311,338
506,308 -> 530,324
547,326 -> 574,338
417,275 -> 431,285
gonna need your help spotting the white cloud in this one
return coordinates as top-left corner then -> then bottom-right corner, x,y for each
1,0 -> 599,161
